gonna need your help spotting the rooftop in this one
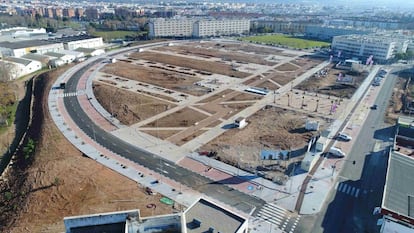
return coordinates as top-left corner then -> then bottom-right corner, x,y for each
3,56 -> 33,66
0,40 -> 56,49
382,150 -> 414,220
382,116 -> 414,221
44,51 -> 65,58
334,34 -> 410,44
47,35 -> 99,43
184,198 -> 246,233
22,53 -> 51,62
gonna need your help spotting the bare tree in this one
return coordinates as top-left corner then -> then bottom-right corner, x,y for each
0,60 -> 16,82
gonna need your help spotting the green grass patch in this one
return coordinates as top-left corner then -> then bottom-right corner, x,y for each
241,34 -> 330,49
0,102 -> 17,134
91,30 -> 145,41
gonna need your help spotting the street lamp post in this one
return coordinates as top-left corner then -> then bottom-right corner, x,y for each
287,94 -> 290,106
331,159 -> 356,176
301,96 -> 305,109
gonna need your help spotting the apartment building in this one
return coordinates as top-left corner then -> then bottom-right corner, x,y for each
63,8 -> 75,18
148,18 -> 196,38
193,19 -> 250,37
332,34 -> 409,62
149,18 -> 250,38
252,20 -> 308,34
305,25 -> 371,41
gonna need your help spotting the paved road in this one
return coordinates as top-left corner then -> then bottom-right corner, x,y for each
307,68 -> 398,233
63,57 -> 266,214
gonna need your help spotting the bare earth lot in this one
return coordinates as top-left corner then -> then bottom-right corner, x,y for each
199,106 -> 328,178
93,82 -> 175,126
129,51 -> 251,78
155,45 -> 278,66
101,61 -> 209,96
295,64 -> 368,98
93,41 -> 328,179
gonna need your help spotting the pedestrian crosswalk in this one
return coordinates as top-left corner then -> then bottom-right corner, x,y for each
255,203 -> 301,233
57,90 -> 86,98
335,182 -> 361,198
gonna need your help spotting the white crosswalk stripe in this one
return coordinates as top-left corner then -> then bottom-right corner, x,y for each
256,203 -> 287,227
57,90 -> 86,98
335,182 -> 362,198
256,203 -> 301,232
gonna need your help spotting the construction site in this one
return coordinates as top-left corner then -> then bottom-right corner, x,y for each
93,40 -> 370,181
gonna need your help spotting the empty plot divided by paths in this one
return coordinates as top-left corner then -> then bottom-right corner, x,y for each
50,44 -> 267,217
50,39 -> 376,233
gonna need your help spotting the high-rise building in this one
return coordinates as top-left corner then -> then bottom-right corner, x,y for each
85,7 -> 99,20
149,18 -> 250,38
332,34 -> 409,62
63,8 -> 75,18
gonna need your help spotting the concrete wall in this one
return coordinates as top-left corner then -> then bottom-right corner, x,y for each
64,210 -> 139,233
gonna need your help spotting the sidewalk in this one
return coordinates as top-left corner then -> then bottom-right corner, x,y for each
48,54 -> 253,219
299,66 -> 382,214
50,42 -> 383,223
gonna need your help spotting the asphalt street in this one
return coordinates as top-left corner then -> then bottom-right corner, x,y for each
62,58 -> 266,214
307,68 -> 398,233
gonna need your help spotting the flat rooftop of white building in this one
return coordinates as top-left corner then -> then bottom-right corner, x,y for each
184,198 -> 246,233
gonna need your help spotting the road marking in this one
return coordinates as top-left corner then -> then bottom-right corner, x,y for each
338,183 -> 345,192
350,187 -> 356,196
355,189 -> 360,198
346,185 -> 352,195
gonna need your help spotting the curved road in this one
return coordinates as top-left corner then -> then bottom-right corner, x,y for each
62,49 -> 265,214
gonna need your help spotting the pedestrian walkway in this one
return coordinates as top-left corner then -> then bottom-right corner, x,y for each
335,182 -> 361,198
298,65 -> 382,214
256,203 -> 301,233
57,90 -> 86,98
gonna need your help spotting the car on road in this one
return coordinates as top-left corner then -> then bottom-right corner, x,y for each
370,104 -> 378,110
337,132 -> 352,141
328,147 -> 346,158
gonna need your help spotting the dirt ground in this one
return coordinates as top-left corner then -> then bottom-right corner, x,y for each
100,61 -> 209,97
143,107 -> 208,128
200,106 -> 327,176
386,69 -> 414,123
196,41 -> 288,56
129,51 -> 251,78
295,64 -> 368,98
93,82 -> 175,126
0,69 -> 174,233
154,44 -> 278,66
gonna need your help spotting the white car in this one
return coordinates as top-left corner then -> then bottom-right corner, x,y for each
337,133 -> 352,141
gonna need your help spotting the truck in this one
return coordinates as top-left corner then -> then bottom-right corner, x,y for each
328,147 -> 346,158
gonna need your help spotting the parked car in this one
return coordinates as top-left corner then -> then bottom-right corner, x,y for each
370,104 -> 378,110
337,132 -> 352,141
328,147 -> 346,158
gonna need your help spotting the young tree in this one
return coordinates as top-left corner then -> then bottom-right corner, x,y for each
0,60 -> 15,82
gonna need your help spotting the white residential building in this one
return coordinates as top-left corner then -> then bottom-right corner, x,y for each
149,18 -> 250,38
74,47 -> 105,57
332,34 -> 409,62
48,35 -> 104,50
1,56 -> 42,80
149,18 -> 195,38
0,40 -> 64,57
193,19 -> 250,37
45,51 -> 76,66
